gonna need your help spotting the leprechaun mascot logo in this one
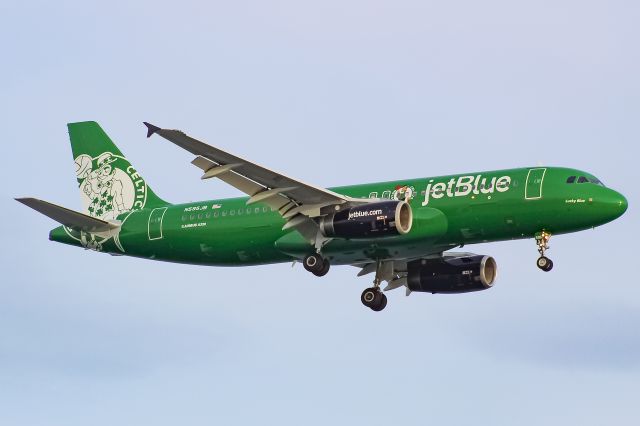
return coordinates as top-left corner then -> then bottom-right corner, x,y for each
76,152 -> 142,220
67,152 -> 148,251
392,185 -> 416,202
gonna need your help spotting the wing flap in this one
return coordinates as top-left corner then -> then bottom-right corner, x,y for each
16,198 -> 119,233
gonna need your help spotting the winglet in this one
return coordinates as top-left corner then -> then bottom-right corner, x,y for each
143,122 -> 161,138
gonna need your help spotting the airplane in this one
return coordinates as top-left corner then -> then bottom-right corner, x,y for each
17,121 -> 628,311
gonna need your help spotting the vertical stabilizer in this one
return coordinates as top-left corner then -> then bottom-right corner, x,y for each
68,121 -> 168,220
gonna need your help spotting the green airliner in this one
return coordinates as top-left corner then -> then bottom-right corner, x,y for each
18,122 -> 628,311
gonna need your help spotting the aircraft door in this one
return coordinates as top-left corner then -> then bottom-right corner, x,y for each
525,168 -> 546,200
148,207 -> 168,240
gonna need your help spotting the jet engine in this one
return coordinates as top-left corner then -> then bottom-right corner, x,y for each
320,201 -> 412,239
407,254 -> 497,293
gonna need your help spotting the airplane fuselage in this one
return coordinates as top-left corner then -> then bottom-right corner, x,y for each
50,166 -> 627,266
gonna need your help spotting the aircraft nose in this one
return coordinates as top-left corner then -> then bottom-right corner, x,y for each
603,188 -> 628,221
618,192 -> 628,214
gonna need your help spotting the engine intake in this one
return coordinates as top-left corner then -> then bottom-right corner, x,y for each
407,254 -> 497,294
320,201 -> 412,239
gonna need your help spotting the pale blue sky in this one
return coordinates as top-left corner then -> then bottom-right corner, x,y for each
1,1 -> 639,425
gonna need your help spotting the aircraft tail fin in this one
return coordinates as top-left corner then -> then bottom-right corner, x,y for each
15,198 -> 119,233
68,121 -> 169,220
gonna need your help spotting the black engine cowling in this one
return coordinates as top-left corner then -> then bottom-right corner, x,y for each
407,254 -> 497,294
320,201 -> 412,239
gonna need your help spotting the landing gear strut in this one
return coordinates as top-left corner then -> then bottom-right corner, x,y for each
535,231 -> 553,272
303,253 -> 330,277
361,260 -> 388,311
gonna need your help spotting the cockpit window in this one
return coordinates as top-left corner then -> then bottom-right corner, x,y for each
569,174 -> 605,186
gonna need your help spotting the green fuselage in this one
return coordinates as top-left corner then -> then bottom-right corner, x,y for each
50,166 -> 627,266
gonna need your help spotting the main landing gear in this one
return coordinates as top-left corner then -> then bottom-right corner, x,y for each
535,231 -> 553,272
361,260 -> 388,312
303,253 -> 330,277
361,287 -> 387,311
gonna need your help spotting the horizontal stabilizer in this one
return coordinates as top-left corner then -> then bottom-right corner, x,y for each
15,198 -> 119,233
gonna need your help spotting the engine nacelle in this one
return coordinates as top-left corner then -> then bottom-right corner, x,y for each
407,254 -> 497,294
320,201 -> 413,239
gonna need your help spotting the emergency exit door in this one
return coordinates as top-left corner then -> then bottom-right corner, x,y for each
148,207 -> 168,240
525,168 -> 546,200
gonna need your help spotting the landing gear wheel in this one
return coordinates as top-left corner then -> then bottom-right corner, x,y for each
303,253 -> 321,272
312,259 -> 330,277
361,287 -> 378,307
537,256 -> 553,272
371,293 -> 388,312
303,253 -> 327,275
360,287 -> 387,311
534,231 -> 554,272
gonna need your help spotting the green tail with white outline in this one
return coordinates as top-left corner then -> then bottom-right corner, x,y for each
68,121 -> 169,219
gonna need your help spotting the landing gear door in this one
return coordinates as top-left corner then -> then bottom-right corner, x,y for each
525,168 -> 546,200
148,207 -> 168,240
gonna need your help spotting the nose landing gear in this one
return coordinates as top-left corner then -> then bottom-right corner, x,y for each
536,256 -> 553,271
535,231 -> 553,272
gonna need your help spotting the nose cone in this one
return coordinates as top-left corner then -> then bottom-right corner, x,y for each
618,192 -> 629,215
601,189 -> 628,222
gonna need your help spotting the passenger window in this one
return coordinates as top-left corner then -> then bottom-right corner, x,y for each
230,210 -> 235,216
382,190 -> 391,199
197,213 -> 203,219
222,211 -> 227,217
238,209 -> 243,215
369,192 -> 378,198
263,207 -> 268,212
190,214 -> 195,220
214,212 -> 218,218
578,176 -> 588,183
255,208 -> 260,214
181,215 -> 186,221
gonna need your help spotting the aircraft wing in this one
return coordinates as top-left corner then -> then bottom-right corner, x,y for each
15,198 -> 119,233
144,122 -> 369,239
